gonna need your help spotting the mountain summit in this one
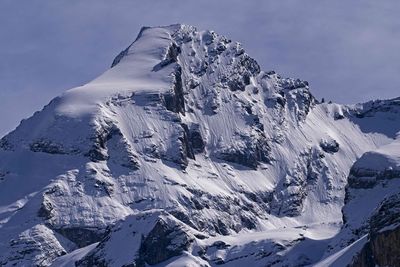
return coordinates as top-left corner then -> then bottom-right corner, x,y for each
0,24 -> 399,266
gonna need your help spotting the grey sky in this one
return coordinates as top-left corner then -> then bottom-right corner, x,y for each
1,0 -> 400,137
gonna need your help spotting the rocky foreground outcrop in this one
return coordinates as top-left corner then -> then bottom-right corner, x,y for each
350,193 -> 400,267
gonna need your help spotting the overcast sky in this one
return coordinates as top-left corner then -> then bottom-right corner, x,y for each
1,0 -> 400,137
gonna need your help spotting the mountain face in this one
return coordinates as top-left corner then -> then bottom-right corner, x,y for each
0,24 -> 399,267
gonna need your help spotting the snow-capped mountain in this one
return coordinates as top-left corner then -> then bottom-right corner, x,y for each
0,24 -> 399,267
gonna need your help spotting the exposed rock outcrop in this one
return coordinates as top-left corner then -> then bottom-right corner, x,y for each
351,193 -> 400,267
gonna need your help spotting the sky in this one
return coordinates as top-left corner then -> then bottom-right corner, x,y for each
1,0 -> 400,137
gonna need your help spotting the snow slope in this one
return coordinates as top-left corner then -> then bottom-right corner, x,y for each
0,24 -> 399,266
313,235 -> 368,267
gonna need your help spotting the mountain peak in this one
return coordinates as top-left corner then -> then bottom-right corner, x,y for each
50,24 -> 269,118
110,23 -> 188,68
1,24 -> 399,267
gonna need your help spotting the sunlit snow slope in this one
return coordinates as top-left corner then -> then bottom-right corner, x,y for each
0,24 -> 399,267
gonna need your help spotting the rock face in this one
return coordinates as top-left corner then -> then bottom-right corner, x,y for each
0,24 -> 399,266
76,212 -> 195,267
0,224 -> 75,267
137,218 -> 194,265
216,132 -> 271,169
347,139 -> 400,189
350,193 -> 400,267
319,138 -> 339,154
